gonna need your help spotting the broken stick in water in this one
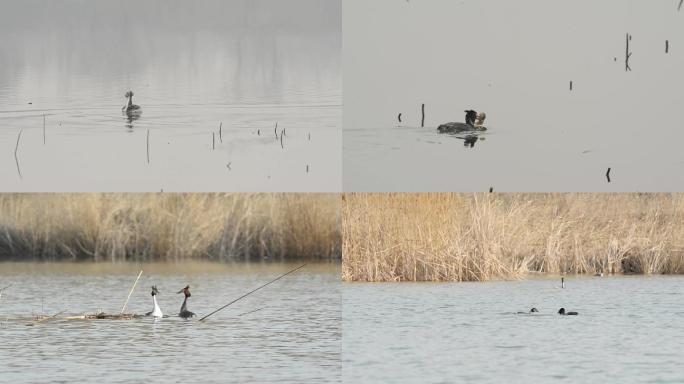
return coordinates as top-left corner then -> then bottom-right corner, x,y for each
625,33 -> 632,72
25,309 -> 68,326
120,270 -> 143,314
14,129 -> 23,179
146,129 -> 150,164
199,264 -> 307,321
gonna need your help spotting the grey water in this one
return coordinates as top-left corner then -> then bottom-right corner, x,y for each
342,276 -> 684,383
0,0 -> 341,192
0,263 -> 341,383
343,0 -> 684,192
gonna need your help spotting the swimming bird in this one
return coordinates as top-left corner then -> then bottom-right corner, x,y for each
437,110 -> 486,133
177,285 -> 196,319
558,308 -> 578,315
122,91 -> 142,114
517,307 -> 539,314
145,285 -> 163,318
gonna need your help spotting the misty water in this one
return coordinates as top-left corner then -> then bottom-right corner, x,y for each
343,0 -> 684,192
0,263 -> 340,383
0,0 -> 341,192
342,276 -> 684,383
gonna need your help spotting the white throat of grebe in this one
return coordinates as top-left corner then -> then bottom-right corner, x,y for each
150,285 -> 163,318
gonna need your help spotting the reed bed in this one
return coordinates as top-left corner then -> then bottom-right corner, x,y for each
0,194 -> 340,262
342,193 -> 684,282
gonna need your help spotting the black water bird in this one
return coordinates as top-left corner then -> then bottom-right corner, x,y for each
438,110 -> 487,133
558,308 -> 578,316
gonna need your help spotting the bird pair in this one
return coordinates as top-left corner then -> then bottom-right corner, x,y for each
145,285 -> 196,319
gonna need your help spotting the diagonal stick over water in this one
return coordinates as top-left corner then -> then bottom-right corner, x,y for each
199,264 -> 307,321
14,129 -> 23,179
120,270 -> 143,314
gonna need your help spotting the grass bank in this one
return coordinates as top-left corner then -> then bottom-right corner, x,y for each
0,194 -> 340,262
342,193 -> 684,282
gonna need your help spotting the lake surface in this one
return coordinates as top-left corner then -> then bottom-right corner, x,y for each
0,0 -> 341,192
343,276 -> 684,383
0,262 -> 341,383
343,0 -> 684,191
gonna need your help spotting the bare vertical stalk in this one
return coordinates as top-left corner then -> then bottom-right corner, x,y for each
421,104 -> 425,127
666,40 -> 669,53
398,113 -> 402,123
212,132 -> 216,150
219,122 -> 223,143
625,33 -> 632,72
569,81 -> 573,91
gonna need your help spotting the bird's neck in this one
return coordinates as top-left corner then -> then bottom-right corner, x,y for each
181,296 -> 188,312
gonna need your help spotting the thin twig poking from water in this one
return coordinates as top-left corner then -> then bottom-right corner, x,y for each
569,81 -> 573,91
219,122 -> 223,143
274,122 -> 278,139
212,132 -> 216,150
238,308 -> 264,317
625,33 -> 632,71
43,114 -> 46,145
666,40 -> 669,53
14,129 -> 23,179
120,270 -> 143,314
398,113 -> 402,123
606,167 -> 612,183
146,129 -> 150,164
280,129 -> 284,149
421,104 -> 425,127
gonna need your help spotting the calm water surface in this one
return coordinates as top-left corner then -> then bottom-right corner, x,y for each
343,277 -> 684,383
0,263 -> 340,383
343,0 -> 684,191
0,0 -> 341,191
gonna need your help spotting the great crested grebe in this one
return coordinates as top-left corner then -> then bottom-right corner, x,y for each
122,91 -> 142,114
437,110 -> 487,133
177,285 -> 196,319
145,285 -> 163,318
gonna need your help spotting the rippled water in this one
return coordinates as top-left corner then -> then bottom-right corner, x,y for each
343,0 -> 684,191
0,263 -> 340,383
0,0 -> 341,191
343,276 -> 684,383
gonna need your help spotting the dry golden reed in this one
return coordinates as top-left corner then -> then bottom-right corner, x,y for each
0,193 -> 340,262
342,193 -> 684,282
